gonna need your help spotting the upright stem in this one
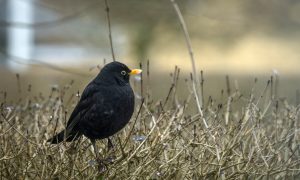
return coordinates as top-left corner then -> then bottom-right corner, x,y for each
104,0 -> 115,61
170,0 -> 202,107
171,0 -> 220,161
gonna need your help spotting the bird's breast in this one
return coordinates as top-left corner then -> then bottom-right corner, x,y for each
99,85 -> 134,137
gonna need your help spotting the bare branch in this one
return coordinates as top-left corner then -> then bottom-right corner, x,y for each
104,0 -> 116,61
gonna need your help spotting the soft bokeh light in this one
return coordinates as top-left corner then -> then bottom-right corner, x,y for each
0,0 -> 300,101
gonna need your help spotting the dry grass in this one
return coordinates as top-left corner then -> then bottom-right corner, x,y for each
1,67 -> 300,179
1,1 -> 300,179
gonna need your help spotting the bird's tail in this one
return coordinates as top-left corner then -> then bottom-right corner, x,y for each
47,130 -> 80,144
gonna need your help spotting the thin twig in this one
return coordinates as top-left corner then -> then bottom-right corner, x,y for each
170,1 -> 221,161
1,113 -> 39,146
104,0 -> 116,61
190,73 -> 220,161
170,0 -> 202,107
139,62 -> 144,98
200,70 -> 204,106
122,99 -> 144,148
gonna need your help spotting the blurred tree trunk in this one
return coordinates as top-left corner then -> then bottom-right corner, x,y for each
7,0 -> 34,70
0,1 -> 8,65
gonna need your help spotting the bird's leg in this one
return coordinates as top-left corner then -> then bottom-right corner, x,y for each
106,137 -> 116,163
91,139 -> 99,160
107,137 -> 114,152
91,139 -> 106,173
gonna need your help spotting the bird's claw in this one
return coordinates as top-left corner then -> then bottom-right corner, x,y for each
96,158 -> 108,173
95,155 -> 116,173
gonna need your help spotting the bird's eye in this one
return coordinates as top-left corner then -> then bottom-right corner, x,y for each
121,70 -> 127,75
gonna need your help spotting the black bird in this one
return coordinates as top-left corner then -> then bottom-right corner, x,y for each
47,61 -> 142,159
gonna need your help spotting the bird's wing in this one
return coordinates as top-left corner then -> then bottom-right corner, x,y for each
66,84 -> 116,134
65,83 -> 98,132
79,88 -> 116,129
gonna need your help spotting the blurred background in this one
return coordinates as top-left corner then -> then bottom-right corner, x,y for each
1,0 -> 300,103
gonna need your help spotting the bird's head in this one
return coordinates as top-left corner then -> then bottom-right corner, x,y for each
95,61 -> 142,85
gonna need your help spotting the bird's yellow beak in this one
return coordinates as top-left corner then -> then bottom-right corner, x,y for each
129,69 -> 142,75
